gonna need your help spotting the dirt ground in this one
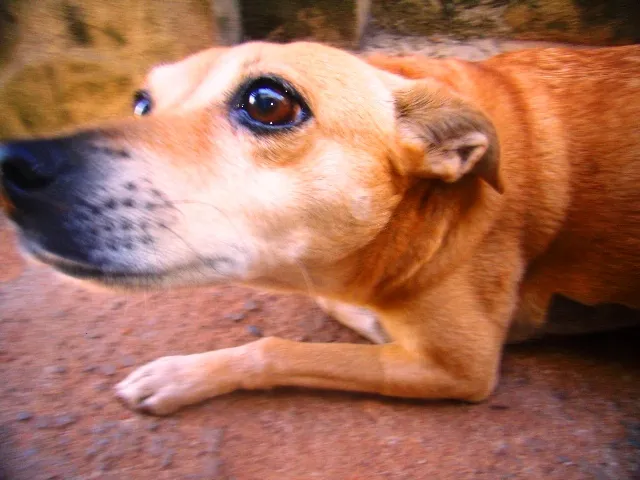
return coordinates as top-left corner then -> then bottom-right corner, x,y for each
2,206 -> 640,480
2,37 -> 640,480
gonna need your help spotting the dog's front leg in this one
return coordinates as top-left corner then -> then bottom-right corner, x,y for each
116,300 -> 507,415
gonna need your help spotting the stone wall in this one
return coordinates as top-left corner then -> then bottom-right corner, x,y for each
0,0 -> 638,140
0,0 -> 215,139
221,0 -> 640,50
369,0 -> 640,46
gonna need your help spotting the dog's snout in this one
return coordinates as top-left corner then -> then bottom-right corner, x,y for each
0,140 -> 65,196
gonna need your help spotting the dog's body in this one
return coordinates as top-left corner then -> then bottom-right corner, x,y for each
1,42 -> 638,415
365,46 -> 640,339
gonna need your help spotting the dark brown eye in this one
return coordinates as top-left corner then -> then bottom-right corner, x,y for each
235,78 -> 309,131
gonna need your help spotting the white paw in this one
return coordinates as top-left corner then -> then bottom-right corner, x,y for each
115,354 -> 219,415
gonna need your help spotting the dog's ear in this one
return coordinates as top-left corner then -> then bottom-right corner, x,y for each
393,83 -> 504,193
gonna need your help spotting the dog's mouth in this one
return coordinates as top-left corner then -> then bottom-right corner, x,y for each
20,236 -> 236,290
23,240 -> 166,286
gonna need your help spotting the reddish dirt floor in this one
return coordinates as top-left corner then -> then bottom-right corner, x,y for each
1,213 -> 640,480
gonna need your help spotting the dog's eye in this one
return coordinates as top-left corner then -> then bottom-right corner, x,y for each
133,90 -> 153,116
243,81 -> 300,126
235,78 -> 308,130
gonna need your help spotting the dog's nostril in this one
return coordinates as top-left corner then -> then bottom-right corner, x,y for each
1,155 -> 55,191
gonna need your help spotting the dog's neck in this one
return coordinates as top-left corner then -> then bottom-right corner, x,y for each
292,176 -> 497,309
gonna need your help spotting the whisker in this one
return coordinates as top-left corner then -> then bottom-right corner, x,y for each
158,223 -> 209,265
293,258 -> 317,299
167,200 -> 246,239
163,199 -> 248,258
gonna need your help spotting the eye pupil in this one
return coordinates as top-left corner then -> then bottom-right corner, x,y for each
250,89 -> 277,109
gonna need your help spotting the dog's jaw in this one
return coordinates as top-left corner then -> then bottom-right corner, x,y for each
18,231 -> 250,291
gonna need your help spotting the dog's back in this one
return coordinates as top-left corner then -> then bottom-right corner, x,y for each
487,47 -> 640,310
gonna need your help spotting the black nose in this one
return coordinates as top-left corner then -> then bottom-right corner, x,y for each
0,140 -> 66,195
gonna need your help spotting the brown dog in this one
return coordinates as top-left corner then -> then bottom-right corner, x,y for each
1,42 -> 639,415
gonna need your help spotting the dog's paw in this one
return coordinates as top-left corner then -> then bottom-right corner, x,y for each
115,354 -> 224,415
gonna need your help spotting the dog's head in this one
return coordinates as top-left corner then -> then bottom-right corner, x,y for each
0,42 -> 501,295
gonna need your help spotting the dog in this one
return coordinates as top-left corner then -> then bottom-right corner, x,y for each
1,42 -> 639,415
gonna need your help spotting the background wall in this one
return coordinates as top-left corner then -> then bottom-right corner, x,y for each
0,0 -> 215,139
0,0 -> 638,140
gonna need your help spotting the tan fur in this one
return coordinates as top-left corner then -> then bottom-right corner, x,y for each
1,42 -> 639,415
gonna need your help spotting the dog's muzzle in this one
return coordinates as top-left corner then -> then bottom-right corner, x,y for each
0,136 -> 112,266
